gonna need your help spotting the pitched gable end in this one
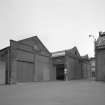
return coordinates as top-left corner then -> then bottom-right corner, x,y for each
73,47 -> 80,57
17,36 -> 50,56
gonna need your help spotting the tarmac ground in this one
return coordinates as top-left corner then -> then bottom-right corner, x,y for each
0,80 -> 105,105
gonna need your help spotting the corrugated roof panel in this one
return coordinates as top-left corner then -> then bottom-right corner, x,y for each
52,51 -> 65,57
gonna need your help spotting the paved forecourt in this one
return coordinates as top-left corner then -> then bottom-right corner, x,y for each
0,80 -> 105,105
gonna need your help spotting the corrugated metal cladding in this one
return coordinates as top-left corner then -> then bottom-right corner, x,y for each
96,33 -> 105,81
0,48 -> 8,84
35,55 -> 50,81
0,36 -> 53,84
66,56 -> 82,80
96,51 -> 105,81
82,63 -> 88,79
0,61 -> 6,84
0,36 -> 91,84
52,47 -> 87,81
82,62 -> 91,79
65,48 -> 82,80
16,61 -> 34,82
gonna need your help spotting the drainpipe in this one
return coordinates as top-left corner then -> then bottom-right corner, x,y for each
6,48 -> 11,85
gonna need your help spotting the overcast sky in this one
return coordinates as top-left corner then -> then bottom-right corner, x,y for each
0,0 -> 105,57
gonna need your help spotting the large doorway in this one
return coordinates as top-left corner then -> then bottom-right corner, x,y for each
35,55 -> 50,81
17,61 -> 34,82
56,64 -> 65,80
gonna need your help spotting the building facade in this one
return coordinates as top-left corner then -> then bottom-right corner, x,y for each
52,47 -> 89,81
0,36 -> 54,84
81,55 -> 91,80
96,32 -> 105,81
0,36 -> 91,84
89,57 -> 96,80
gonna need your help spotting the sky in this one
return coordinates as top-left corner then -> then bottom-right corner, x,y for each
0,0 -> 105,57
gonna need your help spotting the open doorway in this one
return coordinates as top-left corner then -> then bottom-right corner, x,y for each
56,64 -> 65,80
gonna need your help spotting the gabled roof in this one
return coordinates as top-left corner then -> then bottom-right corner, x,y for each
96,36 -> 105,47
34,36 -> 50,54
66,47 -> 80,57
81,54 -> 88,58
0,36 -> 51,56
17,36 -> 50,55
0,46 -> 9,57
0,46 -> 9,52
81,55 -> 89,60
52,50 -> 65,57
96,32 -> 105,47
52,46 -> 81,58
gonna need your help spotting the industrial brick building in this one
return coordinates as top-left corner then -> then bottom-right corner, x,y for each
0,36 -> 91,84
52,47 -> 90,81
0,36 -> 54,84
96,32 -> 105,81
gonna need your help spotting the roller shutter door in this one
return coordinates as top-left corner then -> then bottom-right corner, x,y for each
35,55 -> 50,81
17,61 -> 34,82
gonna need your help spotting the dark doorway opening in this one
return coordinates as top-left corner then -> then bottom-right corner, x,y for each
56,64 -> 65,80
